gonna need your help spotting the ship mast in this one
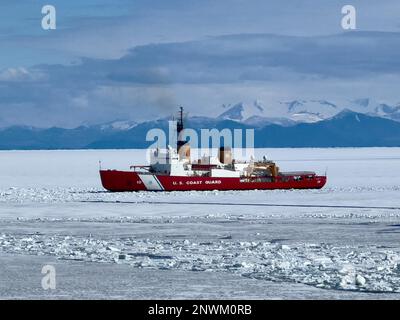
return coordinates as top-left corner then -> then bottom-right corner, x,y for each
177,106 -> 184,136
176,106 -> 190,161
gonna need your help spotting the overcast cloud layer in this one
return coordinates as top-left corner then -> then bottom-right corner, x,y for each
0,1 -> 400,127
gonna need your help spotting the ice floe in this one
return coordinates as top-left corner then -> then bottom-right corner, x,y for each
1,233 -> 400,293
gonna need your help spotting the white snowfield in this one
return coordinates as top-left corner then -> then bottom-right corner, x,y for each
1,148 -> 400,298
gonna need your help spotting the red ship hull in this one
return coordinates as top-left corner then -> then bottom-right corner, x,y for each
100,170 -> 327,192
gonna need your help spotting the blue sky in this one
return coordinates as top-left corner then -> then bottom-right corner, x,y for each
1,1 -> 400,127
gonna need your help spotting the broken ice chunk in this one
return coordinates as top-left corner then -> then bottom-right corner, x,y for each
355,274 -> 366,286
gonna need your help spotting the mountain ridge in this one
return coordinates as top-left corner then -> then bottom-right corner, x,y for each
1,110 -> 400,149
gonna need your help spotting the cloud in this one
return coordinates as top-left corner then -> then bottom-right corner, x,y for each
36,31 -> 400,88
0,67 -> 45,82
3,0 -> 400,69
1,32 -> 400,127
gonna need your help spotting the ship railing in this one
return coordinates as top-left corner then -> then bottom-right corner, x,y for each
130,165 -> 151,172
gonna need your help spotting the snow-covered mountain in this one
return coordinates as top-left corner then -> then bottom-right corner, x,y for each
373,103 -> 400,121
2,109 -> 400,149
281,99 -> 338,122
2,96 -> 400,150
218,101 -> 300,127
341,99 -> 400,122
244,116 -> 296,127
96,120 -> 138,131
218,101 -> 265,121
217,99 -> 339,125
216,98 -> 400,125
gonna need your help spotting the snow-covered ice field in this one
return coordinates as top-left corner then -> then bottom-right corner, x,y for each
1,148 -> 400,299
